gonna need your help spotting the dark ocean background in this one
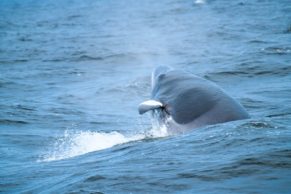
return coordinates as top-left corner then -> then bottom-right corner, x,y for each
0,0 -> 291,193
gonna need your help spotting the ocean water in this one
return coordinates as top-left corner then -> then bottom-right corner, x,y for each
0,0 -> 291,193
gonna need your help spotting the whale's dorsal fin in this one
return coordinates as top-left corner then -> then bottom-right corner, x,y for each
138,100 -> 163,114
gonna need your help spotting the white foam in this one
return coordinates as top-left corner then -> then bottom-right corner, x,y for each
194,0 -> 206,4
40,126 -> 169,162
147,125 -> 169,137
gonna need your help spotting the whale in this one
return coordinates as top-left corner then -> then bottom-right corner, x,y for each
138,66 -> 250,133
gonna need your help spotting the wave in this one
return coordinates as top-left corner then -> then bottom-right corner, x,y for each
39,126 -> 169,162
0,119 -> 28,125
261,46 -> 291,55
205,64 -> 291,79
42,51 -> 158,63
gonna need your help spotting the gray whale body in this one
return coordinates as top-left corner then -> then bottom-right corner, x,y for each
139,66 -> 250,132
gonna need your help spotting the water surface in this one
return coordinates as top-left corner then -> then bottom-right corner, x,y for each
0,0 -> 291,193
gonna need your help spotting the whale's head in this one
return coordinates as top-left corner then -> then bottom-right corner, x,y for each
138,66 -> 224,132
139,66 -> 250,132
138,66 -> 188,132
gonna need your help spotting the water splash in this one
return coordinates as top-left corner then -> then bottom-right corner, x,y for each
40,126 -> 169,162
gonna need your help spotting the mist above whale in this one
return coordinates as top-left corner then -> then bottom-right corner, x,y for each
139,66 -> 250,132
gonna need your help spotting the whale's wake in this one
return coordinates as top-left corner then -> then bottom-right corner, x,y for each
40,125 -> 169,162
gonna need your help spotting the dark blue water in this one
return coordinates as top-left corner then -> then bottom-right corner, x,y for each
1,0 -> 291,193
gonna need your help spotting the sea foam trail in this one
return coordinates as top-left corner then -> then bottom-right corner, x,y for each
41,126 -> 169,162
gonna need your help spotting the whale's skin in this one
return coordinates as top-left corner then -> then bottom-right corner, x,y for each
139,66 -> 250,132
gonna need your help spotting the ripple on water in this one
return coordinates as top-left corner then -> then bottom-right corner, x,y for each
205,64 -> 291,79
261,46 -> 291,55
0,119 -> 29,125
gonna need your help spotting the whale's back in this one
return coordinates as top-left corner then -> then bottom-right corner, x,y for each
151,67 -> 250,126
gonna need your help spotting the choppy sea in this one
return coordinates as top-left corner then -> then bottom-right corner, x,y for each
1,0 -> 291,193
